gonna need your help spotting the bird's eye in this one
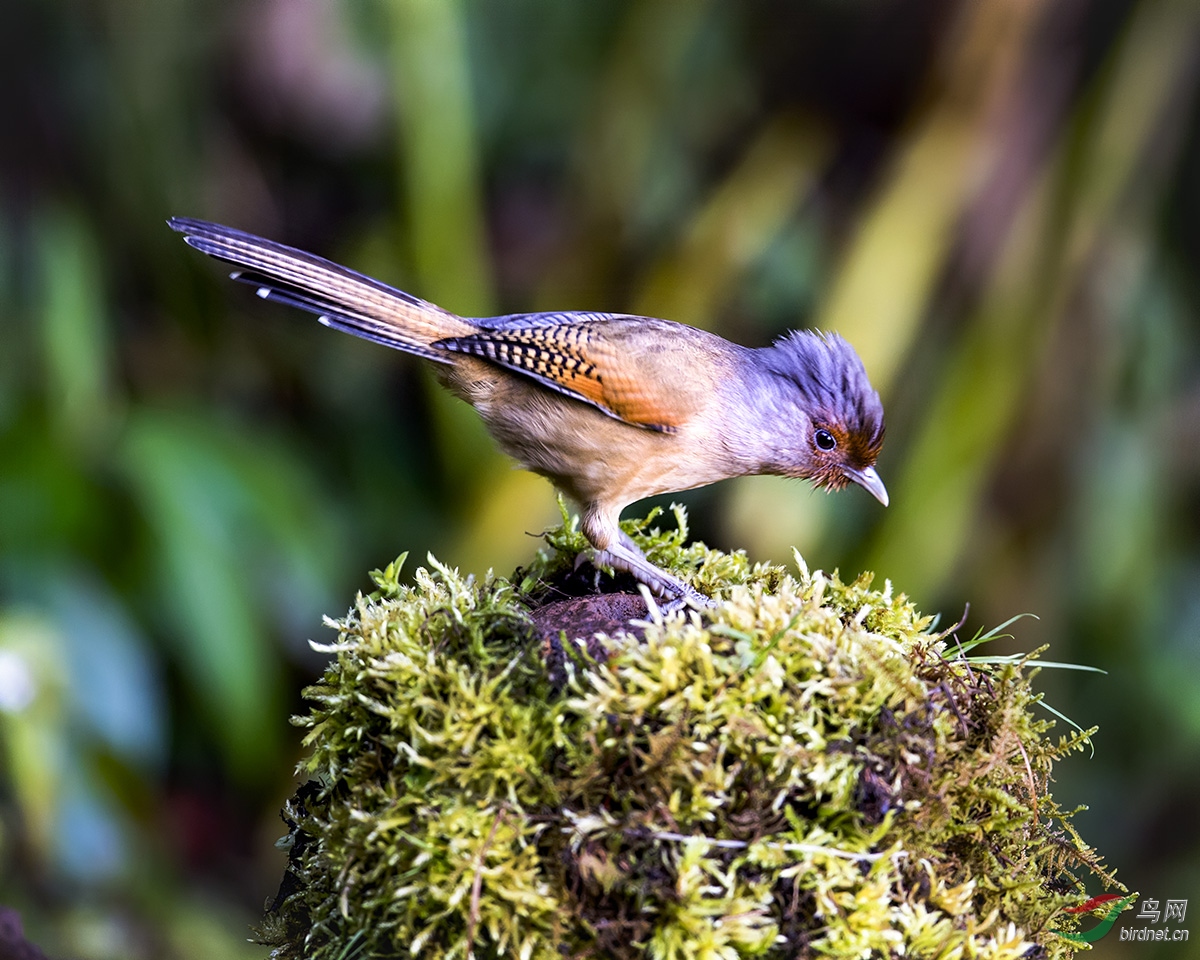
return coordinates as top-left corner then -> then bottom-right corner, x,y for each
814,429 -> 837,451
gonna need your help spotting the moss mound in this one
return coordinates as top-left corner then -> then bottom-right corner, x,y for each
261,507 -> 1120,959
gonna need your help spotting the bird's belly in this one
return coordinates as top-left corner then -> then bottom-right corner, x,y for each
447,362 -> 726,506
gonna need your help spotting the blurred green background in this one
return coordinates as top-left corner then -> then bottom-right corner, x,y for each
1,0 -> 1198,956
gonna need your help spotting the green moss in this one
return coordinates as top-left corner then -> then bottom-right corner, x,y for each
261,507 -> 1121,959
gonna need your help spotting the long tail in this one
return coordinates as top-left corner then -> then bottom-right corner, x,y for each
168,217 -> 476,361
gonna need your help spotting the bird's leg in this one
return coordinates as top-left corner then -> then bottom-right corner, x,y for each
592,534 -> 712,611
578,508 -> 712,610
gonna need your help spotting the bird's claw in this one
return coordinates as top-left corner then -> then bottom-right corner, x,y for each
658,587 -> 715,615
580,546 -> 713,613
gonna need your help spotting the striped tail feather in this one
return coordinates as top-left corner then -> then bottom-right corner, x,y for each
168,217 -> 476,362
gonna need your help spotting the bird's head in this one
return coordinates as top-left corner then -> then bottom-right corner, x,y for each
760,331 -> 887,505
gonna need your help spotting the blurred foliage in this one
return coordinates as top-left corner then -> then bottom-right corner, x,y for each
0,0 -> 1197,956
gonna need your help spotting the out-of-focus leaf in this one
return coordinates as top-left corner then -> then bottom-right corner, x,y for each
1075,422 -> 1162,605
0,218 -> 19,430
0,419 -> 100,553
449,469 -> 559,579
52,898 -> 265,960
120,409 -> 342,780
387,0 -> 493,315
162,900 -> 266,960
723,476 -> 836,567
634,115 -> 827,328
56,766 -> 127,883
576,0 -> 719,235
865,0 -> 1199,604
122,413 -> 279,779
724,5 -> 1044,566
0,614 -> 69,862
387,0 -> 537,573
0,611 -> 132,885
1,558 -> 166,772
866,286 -> 1044,600
50,571 -> 166,769
1150,563 -> 1200,739
35,205 -> 113,446
818,2 -> 1041,395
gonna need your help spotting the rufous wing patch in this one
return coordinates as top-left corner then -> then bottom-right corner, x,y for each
434,320 -> 689,432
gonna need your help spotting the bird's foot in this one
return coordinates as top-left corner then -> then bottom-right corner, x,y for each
655,587 -> 713,615
579,536 -> 713,612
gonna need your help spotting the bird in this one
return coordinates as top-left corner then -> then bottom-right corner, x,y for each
168,217 -> 887,608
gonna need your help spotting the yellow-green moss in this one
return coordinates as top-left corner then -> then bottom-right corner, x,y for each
260,507 -> 1121,959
